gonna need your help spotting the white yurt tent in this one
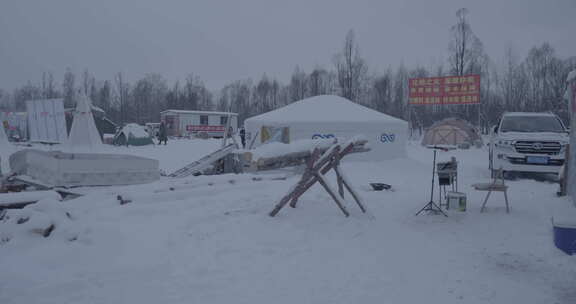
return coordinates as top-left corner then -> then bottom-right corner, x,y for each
68,93 -> 102,149
244,95 -> 408,161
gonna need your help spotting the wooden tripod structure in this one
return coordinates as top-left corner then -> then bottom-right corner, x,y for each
269,139 -> 367,217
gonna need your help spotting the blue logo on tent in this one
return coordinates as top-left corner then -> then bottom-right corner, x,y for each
312,134 -> 335,139
380,133 -> 395,143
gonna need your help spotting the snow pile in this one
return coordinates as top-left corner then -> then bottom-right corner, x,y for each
0,198 -> 79,244
0,191 -> 62,208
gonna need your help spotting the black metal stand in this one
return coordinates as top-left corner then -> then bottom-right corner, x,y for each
416,149 -> 448,217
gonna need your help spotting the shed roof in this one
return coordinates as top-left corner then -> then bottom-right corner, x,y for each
161,109 -> 238,116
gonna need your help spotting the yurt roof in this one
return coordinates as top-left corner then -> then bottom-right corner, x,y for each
247,95 -> 407,124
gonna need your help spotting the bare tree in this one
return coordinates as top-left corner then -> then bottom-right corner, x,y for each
0,89 -> 11,110
447,8 -> 488,127
289,66 -> 307,102
184,75 -> 199,110
254,74 -> 273,113
334,29 -> 367,102
308,67 -> 326,97
97,80 -> 112,114
62,68 -> 75,108
393,65 -> 408,119
115,72 -> 129,125
82,69 -> 92,96
448,8 -> 483,76
41,72 -> 58,99
13,82 -> 42,111
371,71 -> 392,114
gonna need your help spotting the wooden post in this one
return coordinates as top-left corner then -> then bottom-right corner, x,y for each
290,149 -> 320,208
334,148 -> 345,199
269,184 -> 300,217
335,166 -> 366,213
315,172 -> 349,217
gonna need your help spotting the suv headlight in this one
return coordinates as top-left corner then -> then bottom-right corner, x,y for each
496,140 -> 514,147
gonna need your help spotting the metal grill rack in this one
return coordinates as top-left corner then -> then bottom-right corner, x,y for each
437,157 -> 458,206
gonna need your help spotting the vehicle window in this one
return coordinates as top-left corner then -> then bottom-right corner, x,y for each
200,115 -> 209,125
500,116 -> 564,133
220,116 -> 228,125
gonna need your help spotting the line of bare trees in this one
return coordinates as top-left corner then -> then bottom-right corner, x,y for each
1,8 -> 575,134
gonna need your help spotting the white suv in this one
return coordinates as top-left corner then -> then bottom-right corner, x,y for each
489,112 -> 569,176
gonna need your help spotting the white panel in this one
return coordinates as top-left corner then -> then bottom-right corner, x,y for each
209,115 -> 220,126
54,100 -> 68,142
26,99 -> 67,143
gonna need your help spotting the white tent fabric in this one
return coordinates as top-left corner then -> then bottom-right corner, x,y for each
244,95 -> 408,161
68,93 -> 102,149
0,124 -> 9,146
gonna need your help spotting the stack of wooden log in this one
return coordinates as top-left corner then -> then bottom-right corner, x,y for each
269,138 -> 369,217
242,137 -> 370,172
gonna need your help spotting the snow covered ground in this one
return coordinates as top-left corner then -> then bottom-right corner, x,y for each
1,139 -> 575,304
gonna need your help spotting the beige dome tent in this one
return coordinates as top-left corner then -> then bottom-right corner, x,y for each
421,118 -> 482,147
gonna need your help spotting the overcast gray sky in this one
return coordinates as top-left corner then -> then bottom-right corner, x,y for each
1,0 -> 575,91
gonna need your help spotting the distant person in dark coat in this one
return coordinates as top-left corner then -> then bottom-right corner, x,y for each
239,128 -> 246,148
158,121 -> 168,145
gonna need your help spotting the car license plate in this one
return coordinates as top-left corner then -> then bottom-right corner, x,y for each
526,156 -> 549,164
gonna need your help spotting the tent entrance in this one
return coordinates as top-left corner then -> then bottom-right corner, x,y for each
261,126 -> 290,144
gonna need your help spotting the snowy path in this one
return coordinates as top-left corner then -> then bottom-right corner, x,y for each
1,140 -> 575,303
